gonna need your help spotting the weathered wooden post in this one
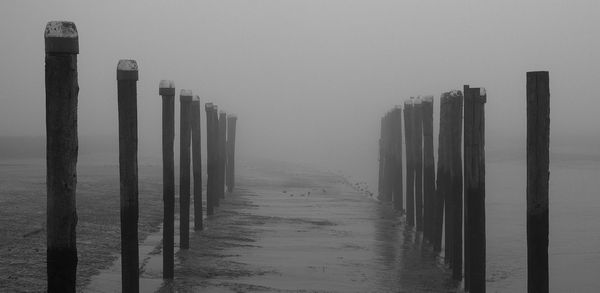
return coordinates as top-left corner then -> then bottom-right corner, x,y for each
191,96 -> 203,231
45,21 -> 79,293
403,100 -> 415,226
384,112 -> 395,203
218,111 -> 227,200
179,89 -> 193,249
414,98 -> 424,231
226,115 -> 238,192
433,93 -> 449,253
422,96 -> 435,241
465,86 -> 487,292
441,92 -> 454,264
527,71 -> 550,293
449,90 -> 464,280
212,106 -> 220,207
205,103 -> 216,215
159,80 -> 175,279
392,107 -> 404,212
117,59 -> 139,293
378,117 -> 385,199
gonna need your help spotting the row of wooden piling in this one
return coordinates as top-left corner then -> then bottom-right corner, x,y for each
378,72 -> 551,292
44,21 -> 238,293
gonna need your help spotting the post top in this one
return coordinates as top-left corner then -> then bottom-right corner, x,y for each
116,60 -> 138,80
219,111 -> 226,116
228,114 -> 237,119
422,95 -> 434,103
404,99 -> 413,106
394,105 -> 402,110
180,89 -> 193,97
480,88 -> 486,96
192,95 -> 200,102
159,79 -> 175,89
413,97 -> 422,105
44,21 -> 79,54
205,102 -> 213,110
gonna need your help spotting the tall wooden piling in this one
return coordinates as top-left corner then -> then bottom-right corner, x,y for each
378,117 -> 385,199
441,92 -> 454,263
191,96 -> 203,231
449,90 -> 464,280
45,21 -> 79,293
392,107 -> 404,212
465,87 -> 487,292
421,96 -> 435,241
384,113 -> 395,203
218,111 -> 227,200
179,89 -> 193,249
433,93 -> 449,253
404,100 -> 415,226
226,115 -> 238,192
526,71 -> 550,293
414,98 -> 424,231
117,59 -> 140,293
205,103 -> 216,215
159,80 -> 175,279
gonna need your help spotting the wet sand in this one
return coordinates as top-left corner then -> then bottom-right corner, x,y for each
88,160 -> 459,292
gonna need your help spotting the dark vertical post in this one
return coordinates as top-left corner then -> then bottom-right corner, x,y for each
205,103 -> 215,215
378,117 -> 385,199
383,112 -> 395,203
159,80 -> 175,279
117,59 -> 139,293
527,71 -> 550,293
465,87 -> 487,292
179,89 -> 193,249
212,106 -> 220,208
191,96 -> 203,230
442,92 -> 454,264
226,115 -> 238,192
45,21 -> 79,293
434,93 -> 449,253
463,85 -> 471,290
392,107 -> 404,212
422,96 -> 435,241
414,98 -> 424,231
404,100 -> 415,226
449,90 -> 464,280
218,111 -> 227,200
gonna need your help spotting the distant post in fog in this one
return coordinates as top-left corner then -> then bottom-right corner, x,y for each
449,90 -> 463,280
116,59 -> 140,293
191,96 -> 203,230
218,111 -> 227,200
421,96 -> 435,241
179,89 -> 193,249
226,115 -> 238,192
159,79 -> 175,279
526,71 -> 550,293
205,103 -> 216,215
433,93 -> 449,253
392,107 -> 403,212
45,21 -> 79,293
403,100 -> 415,227
413,98 -> 424,231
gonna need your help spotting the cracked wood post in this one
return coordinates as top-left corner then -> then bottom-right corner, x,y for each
449,90 -> 464,280
414,98 -> 424,232
179,89 -> 193,249
159,80 -> 175,278
191,96 -> 203,231
117,59 -> 139,293
433,93 -> 449,253
422,96 -> 435,241
465,86 -> 487,292
392,107 -> 404,212
218,111 -> 227,200
527,71 -> 550,293
404,100 -> 415,227
45,21 -> 79,293
226,115 -> 238,192
205,103 -> 216,215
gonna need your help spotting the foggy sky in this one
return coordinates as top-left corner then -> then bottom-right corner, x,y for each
0,0 -> 598,177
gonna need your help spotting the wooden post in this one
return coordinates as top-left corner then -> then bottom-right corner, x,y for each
384,112 -> 395,203
403,100 -> 415,226
422,96 -> 435,241
226,115 -> 238,192
179,89 -> 193,249
392,107 -> 404,212
218,111 -> 227,200
465,87 -> 487,292
442,92 -> 454,264
205,103 -> 215,215
449,90 -> 464,280
45,21 -> 79,293
212,106 -> 220,208
159,80 -> 175,279
117,59 -> 140,293
433,93 -> 449,253
378,117 -> 385,199
527,71 -> 550,293
191,96 -> 203,231
414,98 -> 424,231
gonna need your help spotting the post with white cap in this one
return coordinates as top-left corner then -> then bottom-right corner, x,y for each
45,21 -> 79,293
179,89 -> 193,249
218,111 -> 227,199
205,103 -> 216,215
117,59 -> 140,292
527,71 -> 549,293
422,96 -> 435,241
226,115 -> 238,192
413,98 -> 424,231
191,96 -> 203,230
465,86 -> 487,292
159,80 -> 175,279
403,100 -> 415,227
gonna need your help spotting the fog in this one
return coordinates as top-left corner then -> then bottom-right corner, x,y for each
0,0 -> 599,178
